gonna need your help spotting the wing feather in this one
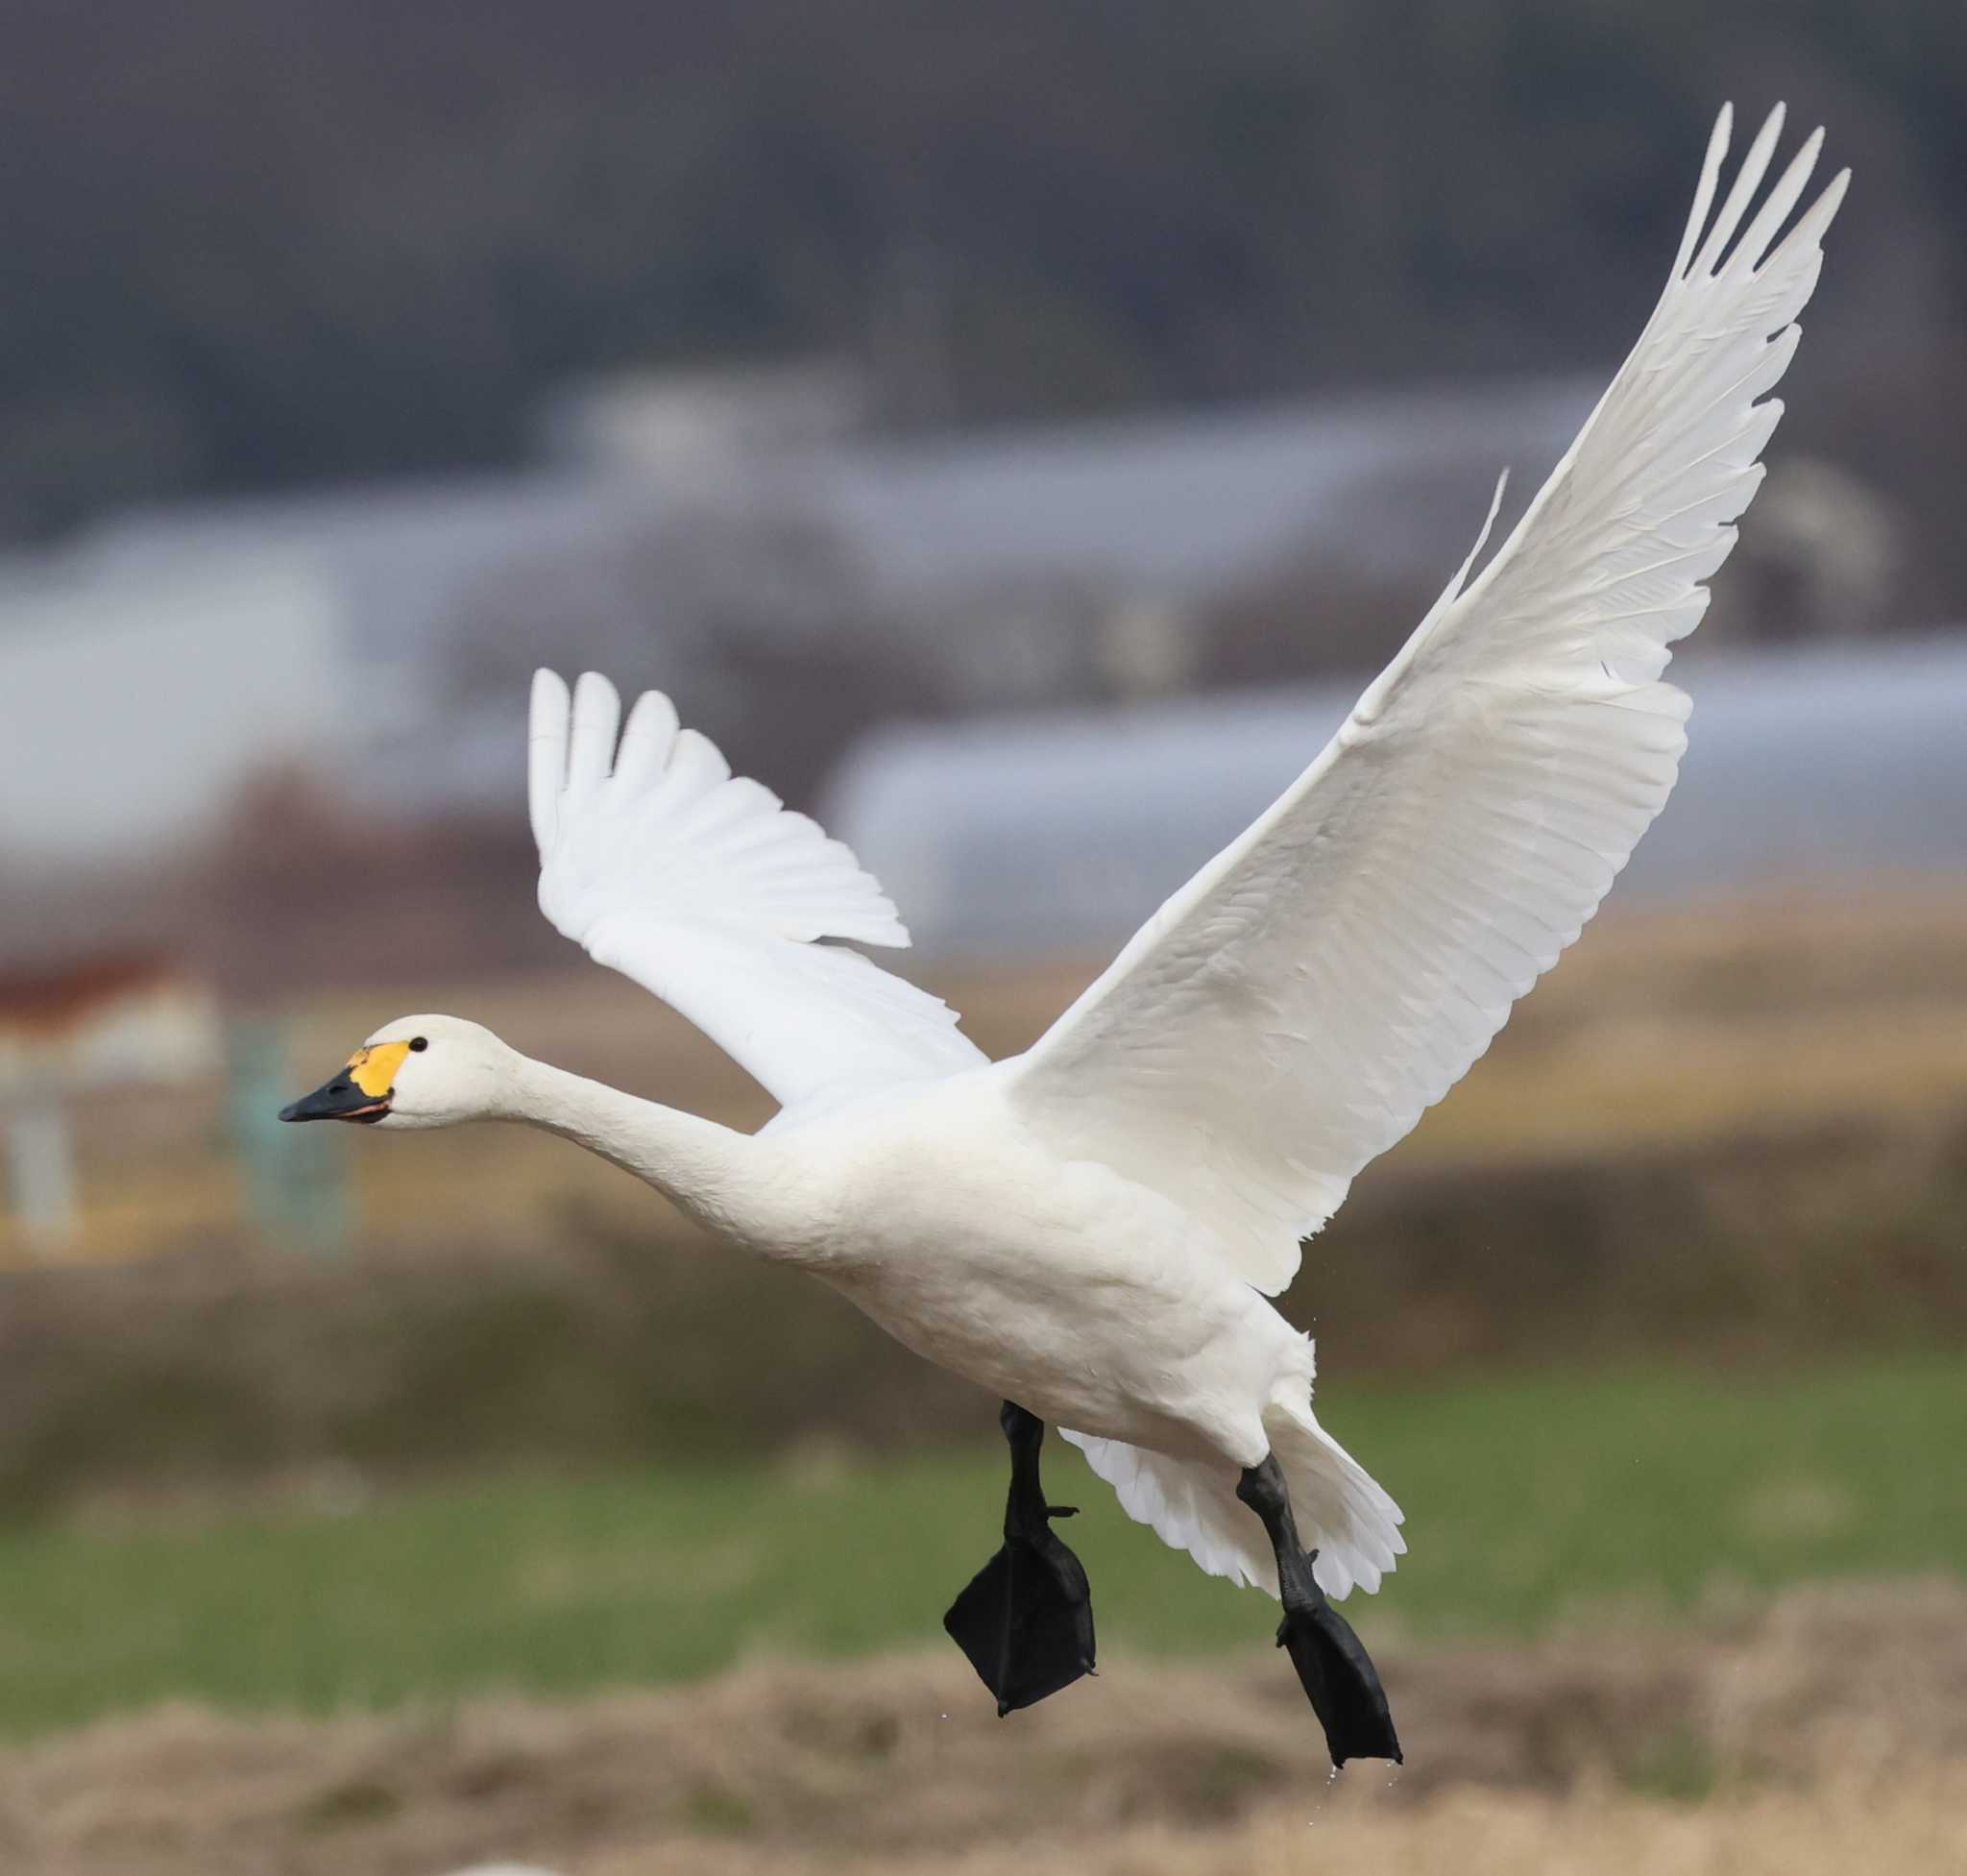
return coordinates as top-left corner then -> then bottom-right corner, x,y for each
531,670 -> 984,1110
1004,107 -> 1848,1292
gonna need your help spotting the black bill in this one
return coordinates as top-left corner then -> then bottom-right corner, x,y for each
279,1074 -> 391,1124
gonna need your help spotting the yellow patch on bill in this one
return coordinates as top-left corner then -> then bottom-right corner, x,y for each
345,1040 -> 411,1098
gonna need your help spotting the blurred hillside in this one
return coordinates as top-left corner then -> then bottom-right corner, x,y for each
2,0 -> 1962,609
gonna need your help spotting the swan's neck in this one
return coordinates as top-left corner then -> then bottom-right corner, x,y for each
501,1055 -> 759,1237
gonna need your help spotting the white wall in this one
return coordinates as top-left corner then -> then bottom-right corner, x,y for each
0,556 -> 348,864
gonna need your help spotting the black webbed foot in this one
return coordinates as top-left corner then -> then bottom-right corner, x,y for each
943,1402 -> 1097,1715
1239,1454 -> 1402,1766
1272,1562 -> 1401,1766
943,1512 -> 1096,1715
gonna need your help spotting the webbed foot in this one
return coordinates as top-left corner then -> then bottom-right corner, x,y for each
1273,1564 -> 1402,1766
1239,1452 -> 1402,1766
943,1402 -> 1097,1715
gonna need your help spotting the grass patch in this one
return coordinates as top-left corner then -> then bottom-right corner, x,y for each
1618,1722 -> 1717,1804
0,1354 -> 1956,1739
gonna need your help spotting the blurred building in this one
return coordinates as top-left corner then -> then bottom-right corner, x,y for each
0,368 -> 1595,878
0,552 -> 346,866
0,361 -> 1944,990
827,636 -> 1967,962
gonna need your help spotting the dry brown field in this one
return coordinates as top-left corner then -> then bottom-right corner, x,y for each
1,1578 -> 1958,1876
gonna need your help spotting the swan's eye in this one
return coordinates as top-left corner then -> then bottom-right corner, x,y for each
409,1036 -> 428,1052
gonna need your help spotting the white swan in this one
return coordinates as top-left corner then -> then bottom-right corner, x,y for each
282,106 -> 1844,1765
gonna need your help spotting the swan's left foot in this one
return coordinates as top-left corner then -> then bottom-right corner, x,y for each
944,1401 -> 1097,1716
1238,1452 -> 1402,1766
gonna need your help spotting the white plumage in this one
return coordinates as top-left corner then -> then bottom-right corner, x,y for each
531,670 -> 981,1110
313,108 -> 1845,1609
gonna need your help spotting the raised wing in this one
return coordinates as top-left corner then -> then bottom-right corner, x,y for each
530,670 -> 984,1110
1005,105 -> 1847,1293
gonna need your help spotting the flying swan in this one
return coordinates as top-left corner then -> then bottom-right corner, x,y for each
283,106 -> 1845,1766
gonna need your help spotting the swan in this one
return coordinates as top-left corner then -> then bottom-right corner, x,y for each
281,106 -> 1844,1766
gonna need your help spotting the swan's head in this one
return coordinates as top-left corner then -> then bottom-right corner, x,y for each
279,1013 -> 514,1132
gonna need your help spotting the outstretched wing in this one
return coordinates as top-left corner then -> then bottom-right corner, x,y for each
1005,105 -> 1848,1293
529,670 -> 984,1111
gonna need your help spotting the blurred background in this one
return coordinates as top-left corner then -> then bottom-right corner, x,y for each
1,3 -> 1963,1872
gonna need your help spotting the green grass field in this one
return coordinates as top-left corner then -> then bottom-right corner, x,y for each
0,1354 -> 1957,1740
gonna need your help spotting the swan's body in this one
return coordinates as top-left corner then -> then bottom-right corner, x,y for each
754,1071 -> 1324,1472
284,107 -> 1845,1751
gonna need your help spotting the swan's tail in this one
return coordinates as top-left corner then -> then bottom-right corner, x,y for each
1059,1396 -> 1404,1600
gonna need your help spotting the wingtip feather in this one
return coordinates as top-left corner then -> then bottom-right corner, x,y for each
568,671 -> 623,793
1734,125 -> 1824,274
1805,166 -> 1853,241
1691,102 -> 1787,278
614,688 -> 683,792
1672,104 -> 1735,280
527,669 -> 572,853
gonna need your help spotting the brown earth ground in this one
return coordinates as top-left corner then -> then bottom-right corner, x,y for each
1,1578 -> 1960,1876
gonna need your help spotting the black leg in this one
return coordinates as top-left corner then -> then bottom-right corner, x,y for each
1238,1452 -> 1402,1766
943,1401 -> 1098,1715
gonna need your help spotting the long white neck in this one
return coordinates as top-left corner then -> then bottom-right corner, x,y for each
498,1053 -> 760,1239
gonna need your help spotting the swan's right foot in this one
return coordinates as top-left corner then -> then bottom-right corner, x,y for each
943,1401 -> 1097,1716
1238,1452 -> 1402,1766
